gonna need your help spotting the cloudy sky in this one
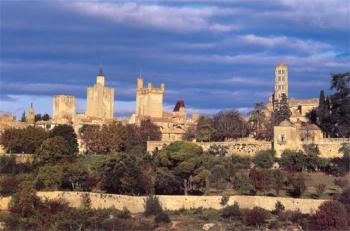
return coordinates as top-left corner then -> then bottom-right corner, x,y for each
0,0 -> 349,118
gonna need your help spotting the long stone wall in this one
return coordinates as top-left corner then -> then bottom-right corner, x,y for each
147,139 -> 272,156
0,191 -> 326,214
302,138 -> 350,158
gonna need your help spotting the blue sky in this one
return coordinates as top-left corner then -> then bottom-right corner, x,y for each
0,0 -> 349,118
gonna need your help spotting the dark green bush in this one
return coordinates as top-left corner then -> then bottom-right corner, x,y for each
221,202 -> 241,219
144,195 -> 163,216
253,149 -> 275,168
243,207 -> 270,227
155,212 -> 171,224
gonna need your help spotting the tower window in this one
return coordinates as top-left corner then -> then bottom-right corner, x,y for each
282,76 -> 285,81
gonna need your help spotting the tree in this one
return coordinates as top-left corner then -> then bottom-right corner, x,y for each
280,150 -> 305,172
272,170 -> 284,195
9,181 -> 40,217
49,124 -> 79,154
195,116 -> 215,141
287,174 -> 306,198
20,111 -> 26,122
329,72 -> 350,137
212,110 -> 248,141
303,144 -> 321,172
155,168 -> 182,195
101,153 -> 154,195
35,165 -> 63,190
244,207 -> 270,227
274,94 -> 292,125
248,102 -> 268,139
313,200 -> 348,230
35,136 -> 73,165
233,173 -> 254,195
253,149 -> 275,168
249,168 -> 273,194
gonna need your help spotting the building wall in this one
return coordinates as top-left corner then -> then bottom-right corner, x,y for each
0,191 -> 327,214
53,95 -> 76,120
274,64 -> 288,102
135,78 -> 164,120
86,76 -> 114,119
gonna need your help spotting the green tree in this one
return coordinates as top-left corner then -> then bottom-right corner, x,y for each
195,116 -> 215,141
253,149 -> 275,168
9,181 -> 39,217
303,144 -> 321,172
272,170 -> 284,195
233,173 -> 254,195
35,136 -> 73,165
20,111 -> 26,122
274,93 -> 292,125
49,124 -> 79,154
280,150 -> 305,172
35,165 -> 63,190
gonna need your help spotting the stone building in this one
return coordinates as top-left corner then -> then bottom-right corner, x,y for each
135,78 -> 164,122
267,64 -> 319,122
53,95 -> 76,122
86,69 -> 114,119
27,103 -> 35,124
130,78 -> 198,141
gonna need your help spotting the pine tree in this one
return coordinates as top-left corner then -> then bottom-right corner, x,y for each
274,93 -> 291,125
20,111 -> 27,122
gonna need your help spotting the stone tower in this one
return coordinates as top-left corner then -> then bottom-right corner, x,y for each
53,95 -> 76,120
274,63 -> 288,102
86,68 -> 114,119
27,103 -> 35,124
135,78 -> 164,120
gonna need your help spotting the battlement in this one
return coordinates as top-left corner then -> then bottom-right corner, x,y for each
137,78 -> 164,94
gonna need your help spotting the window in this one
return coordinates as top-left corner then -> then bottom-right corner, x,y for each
282,76 -> 285,81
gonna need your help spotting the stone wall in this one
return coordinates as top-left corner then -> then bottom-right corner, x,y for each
302,138 -> 350,158
0,191 -> 326,214
147,139 -> 272,156
0,153 -> 34,163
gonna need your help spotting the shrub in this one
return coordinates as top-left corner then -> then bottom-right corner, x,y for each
316,184 -> 326,197
253,149 -> 275,168
221,202 -> 241,219
249,168 -> 274,193
334,177 -> 349,189
80,193 -> 91,209
0,175 -> 18,196
244,207 -> 270,227
155,212 -> 171,224
144,195 -> 163,216
287,174 -> 306,198
313,200 -> 348,230
272,201 -> 285,215
233,173 -> 255,195
0,155 -> 16,174
35,165 -> 62,190
280,150 -> 305,172
220,195 -> 229,206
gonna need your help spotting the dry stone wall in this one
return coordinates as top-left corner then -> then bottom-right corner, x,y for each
0,191 -> 326,214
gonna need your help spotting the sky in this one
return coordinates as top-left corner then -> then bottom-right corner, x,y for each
0,0 -> 349,119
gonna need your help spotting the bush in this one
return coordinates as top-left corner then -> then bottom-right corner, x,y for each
280,150 -> 305,172
334,177 -> 349,189
233,173 -> 255,195
272,201 -> 285,215
220,195 -> 229,206
0,155 -> 16,174
253,149 -> 275,168
287,174 -> 306,198
155,212 -> 171,224
313,200 -> 348,230
244,207 -> 270,227
144,195 -> 163,216
316,184 -> 326,197
35,165 -> 62,190
0,175 -> 18,196
221,202 -> 241,219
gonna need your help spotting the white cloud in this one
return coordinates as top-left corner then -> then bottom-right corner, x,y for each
239,34 -> 332,52
59,1 -> 239,32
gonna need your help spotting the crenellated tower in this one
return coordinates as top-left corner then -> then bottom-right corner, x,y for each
274,63 -> 288,103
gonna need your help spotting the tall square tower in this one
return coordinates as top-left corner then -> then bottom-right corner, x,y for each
274,63 -> 288,102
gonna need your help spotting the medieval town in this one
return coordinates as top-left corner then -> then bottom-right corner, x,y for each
0,0 -> 349,230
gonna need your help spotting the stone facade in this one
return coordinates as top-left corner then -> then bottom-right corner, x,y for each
86,69 -> 114,119
135,78 -> 164,121
53,95 -> 76,122
274,63 -> 288,102
27,103 -> 35,124
147,138 -> 272,155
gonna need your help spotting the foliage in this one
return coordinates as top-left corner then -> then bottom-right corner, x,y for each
155,141 -> 209,195
35,136 -> 74,165
253,149 -> 275,168
195,116 -> 215,141
248,102 -> 270,140
280,149 -> 305,172
303,144 -> 321,172
334,177 -> 349,189
34,113 -> 50,122
220,195 -> 230,206
0,175 -> 19,196
155,168 -> 182,195
212,109 -> 248,141
243,207 -> 270,227
249,168 -> 274,193
313,200 -> 348,230
316,184 -> 326,197
144,195 -> 163,216
49,124 -> 79,154
273,93 -> 292,125
155,212 -> 171,224
221,202 -> 241,219
9,181 -> 40,217
35,165 -> 62,190
272,169 -> 284,195
287,174 -> 306,198
20,111 -> 26,122
0,155 -> 16,174
101,153 -> 154,195
233,173 -> 255,195
60,163 -> 92,191
0,126 -> 48,153
272,201 -> 285,215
